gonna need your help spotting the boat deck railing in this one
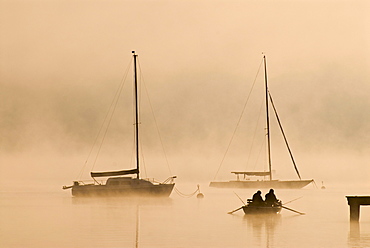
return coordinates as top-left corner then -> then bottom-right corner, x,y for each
144,176 -> 176,184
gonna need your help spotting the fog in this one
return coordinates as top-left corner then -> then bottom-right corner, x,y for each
1,0 -> 370,187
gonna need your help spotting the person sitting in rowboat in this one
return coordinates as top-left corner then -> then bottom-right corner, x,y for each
251,190 -> 264,206
265,189 -> 279,207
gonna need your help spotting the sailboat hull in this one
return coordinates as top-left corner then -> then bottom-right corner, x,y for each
71,178 -> 175,197
209,179 -> 313,189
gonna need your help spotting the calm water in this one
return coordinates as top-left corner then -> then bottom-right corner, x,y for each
1,182 -> 370,248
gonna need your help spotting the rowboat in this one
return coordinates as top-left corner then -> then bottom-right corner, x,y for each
242,199 -> 282,215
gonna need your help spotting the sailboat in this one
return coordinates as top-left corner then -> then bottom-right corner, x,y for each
63,51 -> 176,197
210,56 -> 313,189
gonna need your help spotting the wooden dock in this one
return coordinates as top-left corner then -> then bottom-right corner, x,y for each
346,196 -> 370,221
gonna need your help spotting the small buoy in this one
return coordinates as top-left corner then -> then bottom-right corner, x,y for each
321,181 -> 326,190
196,184 -> 204,198
197,193 -> 204,198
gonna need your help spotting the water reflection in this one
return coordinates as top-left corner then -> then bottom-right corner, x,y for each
69,196 -> 172,247
243,214 -> 281,248
348,221 -> 370,248
71,196 -> 173,207
135,205 -> 139,248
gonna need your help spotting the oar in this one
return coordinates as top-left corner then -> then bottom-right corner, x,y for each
228,206 -> 244,214
227,192 -> 247,214
282,206 -> 305,215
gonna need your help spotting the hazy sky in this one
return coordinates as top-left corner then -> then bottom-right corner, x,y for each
1,0 -> 369,184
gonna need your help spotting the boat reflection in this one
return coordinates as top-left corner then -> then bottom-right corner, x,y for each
70,196 -> 173,247
243,214 -> 281,247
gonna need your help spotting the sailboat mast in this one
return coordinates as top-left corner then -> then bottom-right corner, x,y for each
133,51 -> 140,179
263,55 -> 272,181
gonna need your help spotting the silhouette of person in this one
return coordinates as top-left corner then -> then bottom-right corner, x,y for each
265,189 -> 278,206
252,190 -> 264,206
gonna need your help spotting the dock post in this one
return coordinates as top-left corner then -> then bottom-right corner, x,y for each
346,196 -> 370,222
349,203 -> 360,221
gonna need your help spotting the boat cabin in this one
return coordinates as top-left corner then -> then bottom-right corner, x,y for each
232,171 -> 271,181
106,177 -> 154,186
